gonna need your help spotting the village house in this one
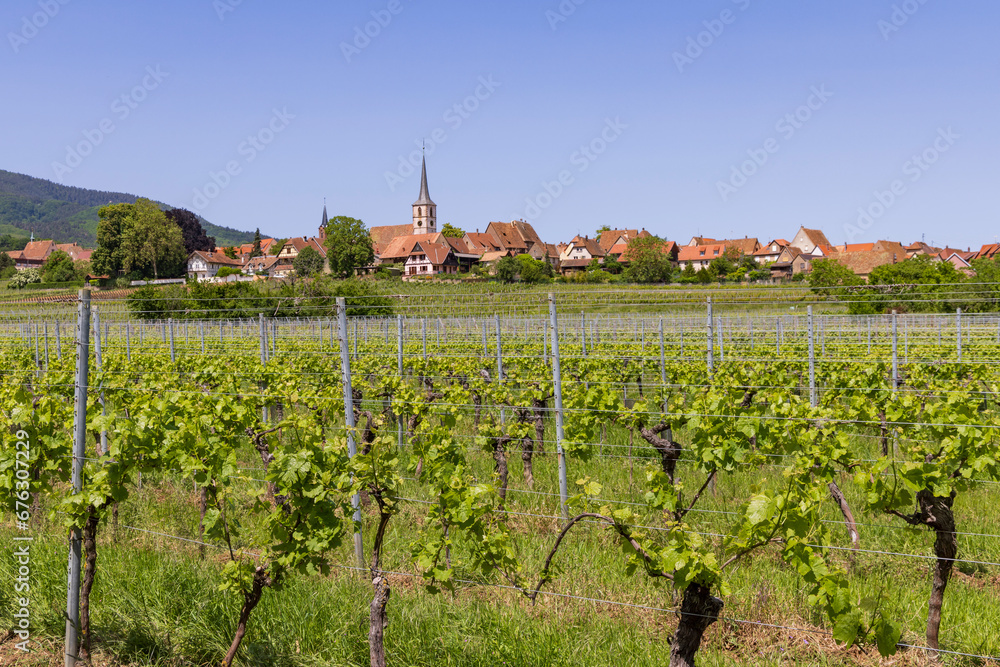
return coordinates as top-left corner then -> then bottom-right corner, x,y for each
558,235 -> 606,274
244,254 -> 280,278
677,243 -> 727,271
769,247 -> 820,281
404,241 -> 459,277
789,227 -> 832,256
752,239 -> 789,264
187,250 -> 245,281
7,239 -> 57,269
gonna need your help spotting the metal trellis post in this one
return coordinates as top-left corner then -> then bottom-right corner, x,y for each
337,297 -> 365,569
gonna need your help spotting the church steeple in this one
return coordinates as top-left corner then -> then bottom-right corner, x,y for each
412,152 -> 436,234
319,199 -> 329,240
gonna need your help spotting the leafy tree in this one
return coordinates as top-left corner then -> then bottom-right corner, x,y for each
250,229 -> 263,258
323,217 -> 374,278
293,245 -> 325,277
166,208 -> 215,254
0,251 -> 14,276
495,256 -> 517,283
595,224 -> 611,235
624,236 -> 673,284
854,255 -> 964,314
74,260 -> 92,281
224,247 -> 237,260
514,254 -> 551,283
91,203 -> 134,277
439,223 -> 465,238
808,258 -> 863,296
695,267 -> 711,284
121,199 -> 187,279
677,262 -> 697,284
0,234 -> 29,251
603,255 -> 622,275
93,199 -> 186,279
708,255 -> 736,281
216,266 -> 242,278
586,258 -> 603,272
270,239 -> 287,256
41,250 -> 77,283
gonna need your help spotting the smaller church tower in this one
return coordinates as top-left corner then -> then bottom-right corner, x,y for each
319,201 -> 329,241
412,155 -> 436,234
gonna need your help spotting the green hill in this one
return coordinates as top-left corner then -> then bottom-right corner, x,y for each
0,170 -> 257,247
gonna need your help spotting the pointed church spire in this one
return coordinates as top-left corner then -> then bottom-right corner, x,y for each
321,199 -> 328,227
413,153 -> 435,207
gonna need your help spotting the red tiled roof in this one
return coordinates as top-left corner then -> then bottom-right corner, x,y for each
369,225 -> 413,254
409,242 -> 453,266
20,240 -> 56,261
678,244 -> 727,262
190,250 -> 244,266
598,229 -> 638,253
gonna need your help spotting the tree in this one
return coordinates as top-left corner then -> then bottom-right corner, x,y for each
93,199 -> 187,280
0,234 -> 29,251
495,256 -> 517,283
270,239 -> 287,256
677,262 -> 697,284
695,267 -> 711,284
41,250 -> 77,283
514,254 -> 550,283
224,247 -> 237,260
250,229 -> 263,258
166,208 -> 215,254
439,223 -> 465,238
121,199 -> 188,279
603,255 -> 622,275
91,203 -> 134,277
0,251 -> 15,279
323,216 -> 374,278
623,236 -> 673,284
595,225 -> 611,235
293,246 -> 325,277
217,266 -> 242,279
808,258 -> 863,296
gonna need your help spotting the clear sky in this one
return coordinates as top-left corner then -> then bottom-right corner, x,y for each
2,0 -> 997,249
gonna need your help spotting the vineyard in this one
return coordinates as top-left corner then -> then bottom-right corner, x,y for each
2,289 -> 1000,667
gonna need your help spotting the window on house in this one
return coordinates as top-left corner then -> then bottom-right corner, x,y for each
714,250 -> 719,255
699,250 -> 705,256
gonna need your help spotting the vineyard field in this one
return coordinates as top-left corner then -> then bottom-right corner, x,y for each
2,295 -> 1000,667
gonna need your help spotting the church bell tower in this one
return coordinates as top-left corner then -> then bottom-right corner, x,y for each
412,154 -> 436,234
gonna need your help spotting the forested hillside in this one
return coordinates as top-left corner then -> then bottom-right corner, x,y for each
0,170 -> 256,246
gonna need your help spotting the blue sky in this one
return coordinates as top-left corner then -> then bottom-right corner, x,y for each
2,0 -> 997,249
